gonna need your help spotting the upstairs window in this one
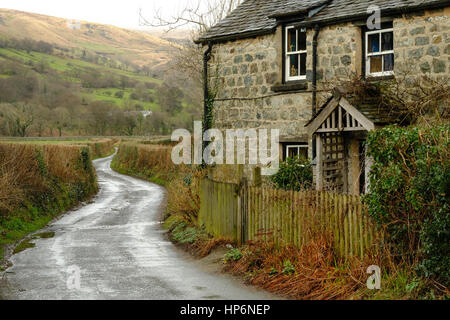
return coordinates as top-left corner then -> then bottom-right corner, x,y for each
285,26 -> 307,82
365,27 -> 394,77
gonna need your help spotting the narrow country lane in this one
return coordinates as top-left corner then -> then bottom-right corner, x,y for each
0,154 -> 276,300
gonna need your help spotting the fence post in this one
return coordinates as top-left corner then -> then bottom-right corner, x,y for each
253,166 -> 262,186
237,177 -> 248,246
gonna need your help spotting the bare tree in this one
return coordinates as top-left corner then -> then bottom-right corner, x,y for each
139,0 -> 242,84
140,0 -> 242,34
2,103 -> 35,137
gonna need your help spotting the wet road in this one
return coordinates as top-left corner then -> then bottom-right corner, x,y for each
0,154 -> 275,300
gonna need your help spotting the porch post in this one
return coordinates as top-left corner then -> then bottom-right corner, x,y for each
316,134 -> 323,190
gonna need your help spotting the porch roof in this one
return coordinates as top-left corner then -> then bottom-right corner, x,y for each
306,88 -> 408,135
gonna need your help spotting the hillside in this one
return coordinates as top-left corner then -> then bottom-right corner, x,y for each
0,8 -> 179,70
0,10 -> 201,137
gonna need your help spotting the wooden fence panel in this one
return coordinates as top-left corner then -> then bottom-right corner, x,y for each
199,178 -> 377,258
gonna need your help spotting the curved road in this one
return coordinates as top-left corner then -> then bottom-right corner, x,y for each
0,154 -> 275,300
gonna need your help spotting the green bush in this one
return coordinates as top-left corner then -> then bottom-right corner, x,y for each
282,260 -> 296,275
224,248 -> 243,262
271,156 -> 312,191
364,124 -> 449,285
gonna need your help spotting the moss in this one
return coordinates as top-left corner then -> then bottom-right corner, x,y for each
13,239 -> 35,254
32,232 -> 55,239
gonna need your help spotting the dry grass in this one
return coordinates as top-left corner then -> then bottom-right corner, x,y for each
74,138 -> 117,159
223,236 -> 379,300
114,143 -> 174,174
165,168 -> 206,222
113,142 -> 206,222
0,143 -> 97,218
0,144 -> 45,215
195,237 -> 231,258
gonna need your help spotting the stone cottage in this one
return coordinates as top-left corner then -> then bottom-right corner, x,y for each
196,0 -> 449,195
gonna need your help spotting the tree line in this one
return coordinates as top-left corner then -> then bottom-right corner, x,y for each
0,56 -> 197,137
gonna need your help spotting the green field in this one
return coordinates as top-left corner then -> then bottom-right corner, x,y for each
0,47 -> 162,84
0,46 -> 167,112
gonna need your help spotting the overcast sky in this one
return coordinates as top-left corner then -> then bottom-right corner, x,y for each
0,0 -> 192,29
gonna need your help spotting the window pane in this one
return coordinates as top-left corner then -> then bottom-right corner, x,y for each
368,33 -> 380,53
288,147 -> 299,158
287,29 -> 296,52
370,55 -> 382,73
300,53 -> 306,76
299,148 -> 308,159
289,54 -> 299,77
382,32 -> 393,51
298,31 -> 306,51
383,53 -> 394,71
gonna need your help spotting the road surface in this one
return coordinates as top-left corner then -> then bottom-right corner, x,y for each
0,153 -> 275,300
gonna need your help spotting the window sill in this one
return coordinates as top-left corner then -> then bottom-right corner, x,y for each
365,75 -> 395,82
271,81 -> 308,92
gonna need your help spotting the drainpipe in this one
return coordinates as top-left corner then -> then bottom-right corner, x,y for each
312,24 -> 320,160
202,42 -> 213,156
312,24 -> 320,116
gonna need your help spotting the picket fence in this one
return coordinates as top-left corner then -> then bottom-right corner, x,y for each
199,177 -> 378,258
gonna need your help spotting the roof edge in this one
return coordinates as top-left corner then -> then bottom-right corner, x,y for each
296,0 -> 450,27
194,27 -> 276,45
195,0 -> 449,45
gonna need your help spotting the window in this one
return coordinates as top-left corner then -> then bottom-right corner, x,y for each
285,26 -> 307,82
283,143 -> 308,161
365,27 -> 394,77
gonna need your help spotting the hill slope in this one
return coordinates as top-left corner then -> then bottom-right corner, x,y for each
0,8 -> 178,70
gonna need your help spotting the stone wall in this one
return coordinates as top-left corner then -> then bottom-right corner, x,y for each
394,8 -> 449,77
209,29 -> 312,142
315,23 -> 362,84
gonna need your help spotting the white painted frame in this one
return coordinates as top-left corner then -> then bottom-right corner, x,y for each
365,28 -> 394,77
285,144 -> 308,159
285,26 -> 307,82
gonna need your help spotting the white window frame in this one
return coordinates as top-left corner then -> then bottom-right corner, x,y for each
285,26 -> 307,82
285,144 -> 308,159
365,28 -> 394,77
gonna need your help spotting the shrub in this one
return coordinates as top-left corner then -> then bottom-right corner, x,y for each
0,143 -> 98,232
364,124 -> 449,285
224,248 -> 243,262
281,260 -> 296,275
271,156 -> 312,191
114,91 -> 124,98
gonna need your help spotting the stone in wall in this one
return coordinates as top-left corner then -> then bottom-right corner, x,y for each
394,9 -> 449,76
